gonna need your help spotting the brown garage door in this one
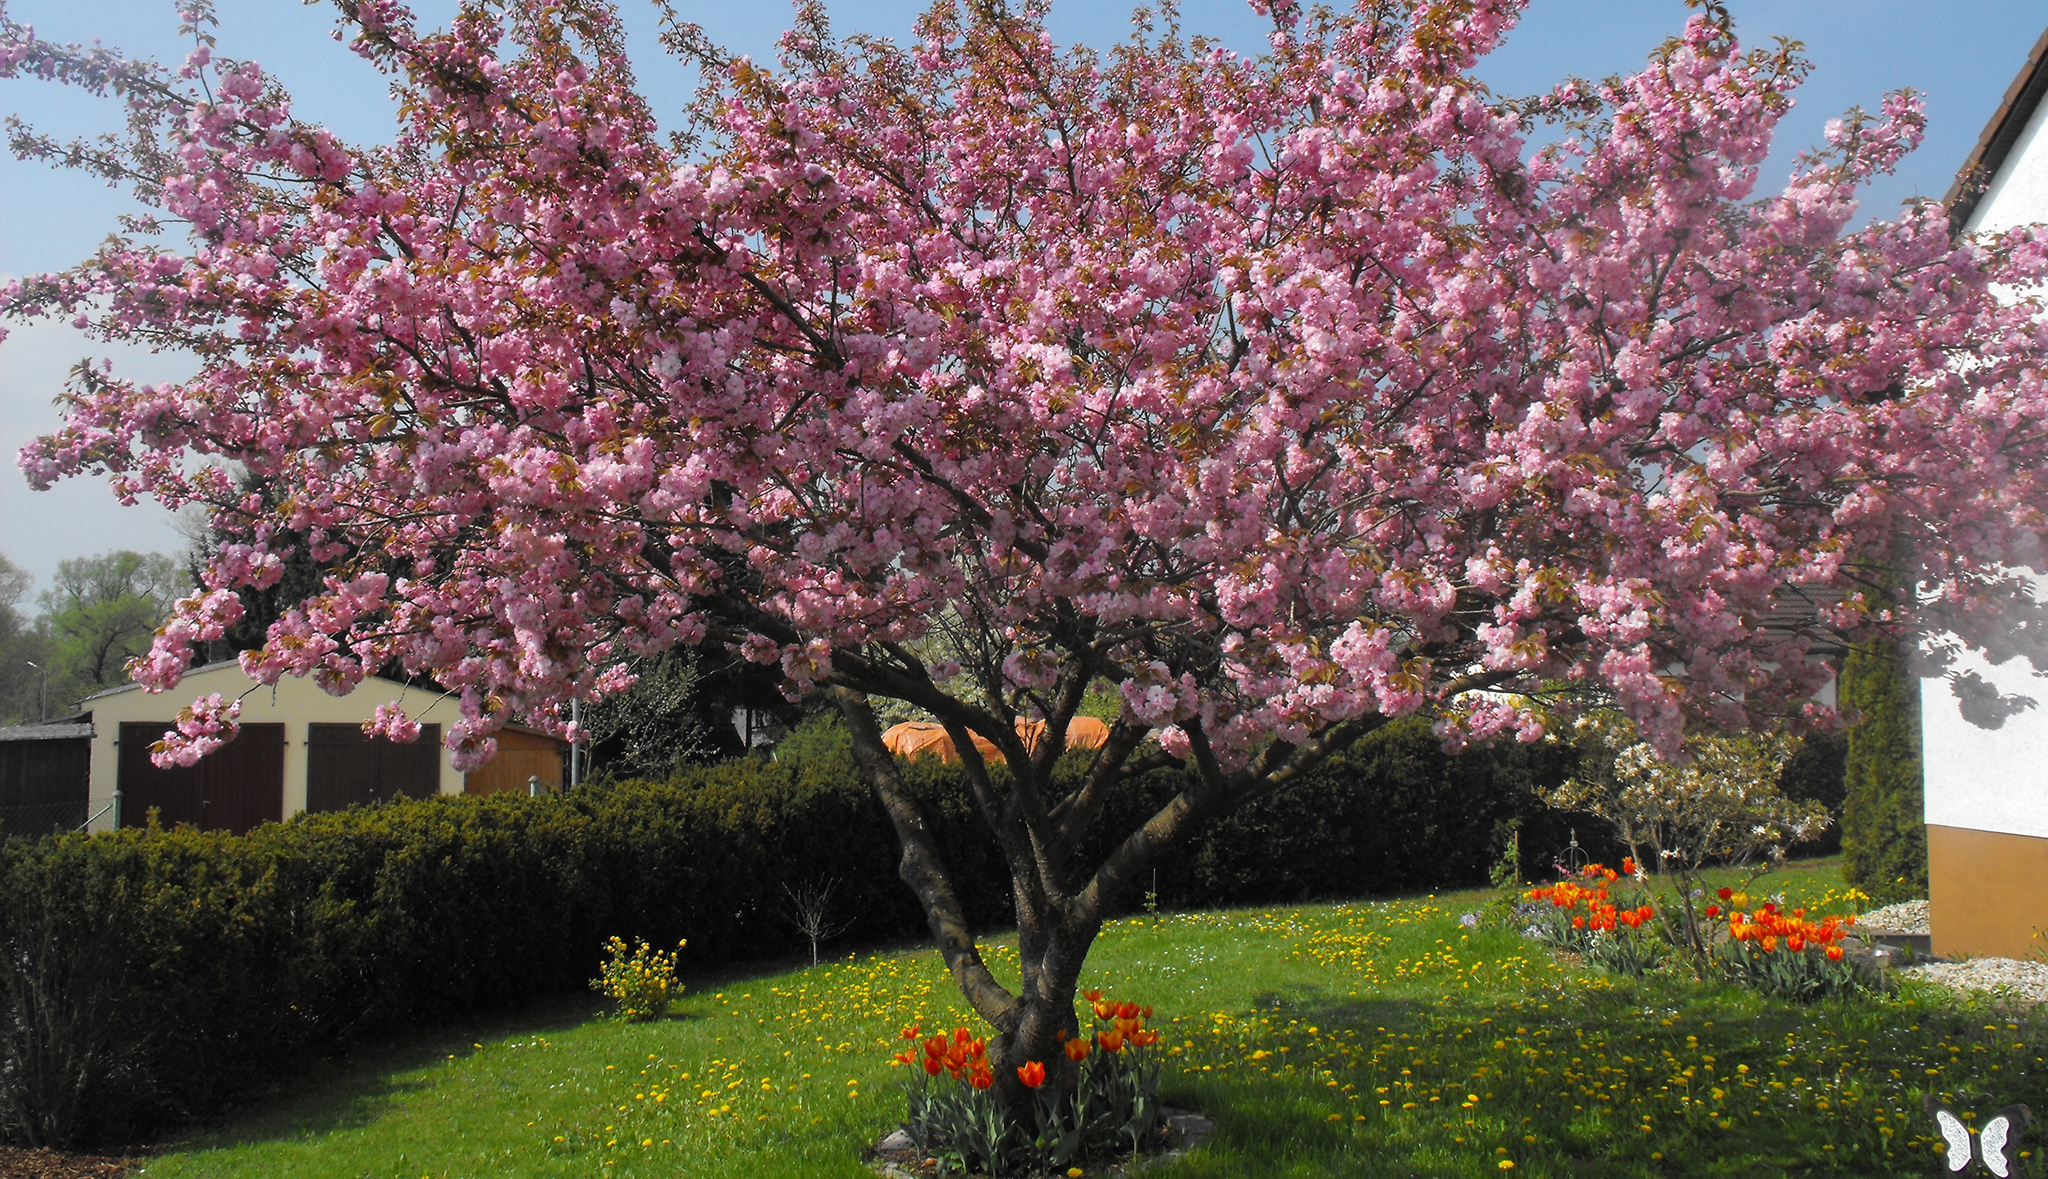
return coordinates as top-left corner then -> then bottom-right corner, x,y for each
118,722 -> 285,835
306,723 -> 442,812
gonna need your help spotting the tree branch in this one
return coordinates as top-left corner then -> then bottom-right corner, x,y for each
831,687 -> 1018,1028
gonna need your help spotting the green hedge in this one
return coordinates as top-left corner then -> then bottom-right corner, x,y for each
0,717 -> 1608,1147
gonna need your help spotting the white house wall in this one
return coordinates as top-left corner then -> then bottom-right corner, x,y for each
1918,91 -> 2048,844
83,663 -> 464,831
1922,647 -> 2048,840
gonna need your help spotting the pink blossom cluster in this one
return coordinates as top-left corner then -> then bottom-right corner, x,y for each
5,0 -> 2048,770
153,692 -> 240,768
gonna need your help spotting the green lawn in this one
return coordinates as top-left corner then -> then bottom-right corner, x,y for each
132,860 -> 2047,1178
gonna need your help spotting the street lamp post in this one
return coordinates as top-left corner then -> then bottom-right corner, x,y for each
569,696 -> 582,789
22,661 -> 46,723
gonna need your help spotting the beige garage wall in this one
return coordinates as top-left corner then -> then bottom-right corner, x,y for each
1928,824 -> 2048,961
82,663 -> 464,831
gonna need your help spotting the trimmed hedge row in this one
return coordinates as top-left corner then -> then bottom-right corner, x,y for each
0,716 -> 1615,1146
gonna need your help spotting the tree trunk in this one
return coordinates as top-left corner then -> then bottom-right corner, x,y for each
828,682 -> 1396,1129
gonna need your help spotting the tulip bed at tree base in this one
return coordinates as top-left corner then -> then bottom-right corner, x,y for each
111,862 -> 2047,1179
891,992 -> 1166,1175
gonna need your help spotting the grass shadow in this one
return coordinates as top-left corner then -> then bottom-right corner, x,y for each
160,991 -> 604,1153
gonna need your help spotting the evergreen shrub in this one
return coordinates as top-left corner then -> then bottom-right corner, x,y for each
1839,634 -> 1928,903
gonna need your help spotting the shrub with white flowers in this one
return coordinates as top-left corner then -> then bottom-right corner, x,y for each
1548,714 -> 1830,965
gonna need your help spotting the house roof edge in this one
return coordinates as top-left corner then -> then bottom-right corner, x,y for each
1948,23 -> 2048,233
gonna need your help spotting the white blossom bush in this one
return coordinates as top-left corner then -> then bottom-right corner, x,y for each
1549,714 -> 1831,964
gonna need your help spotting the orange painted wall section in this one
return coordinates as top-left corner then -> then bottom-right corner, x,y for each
1927,824 -> 2048,961
882,717 -> 1112,764
464,728 -> 567,796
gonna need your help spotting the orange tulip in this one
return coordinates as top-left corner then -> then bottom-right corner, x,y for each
1826,945 -> 1845,962
1083,988 -> 1102,1002
923,1056 -> 943,1076
1787,935 -> 1805,953
1761,935 -> 1778,952
970,1066 -> 994,1090
1098,1029 -> 1125,1054
900,1026 -> 920,1040
1018,1061 -> 1046,1088
1065,1037 -> 1091,1062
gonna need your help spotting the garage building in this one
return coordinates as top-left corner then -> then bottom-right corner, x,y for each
80,661 -> 566,834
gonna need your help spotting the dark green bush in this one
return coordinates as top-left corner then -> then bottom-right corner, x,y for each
0,715 -> 1594,1146
1779,731 -> 1848,857
1839,634 -> 1927,903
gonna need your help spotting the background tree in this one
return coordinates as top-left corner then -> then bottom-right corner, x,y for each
34,552 -> 187,711
0,555 -> 51,724
8,0 -> 2048,1108
578,645 -> 798,777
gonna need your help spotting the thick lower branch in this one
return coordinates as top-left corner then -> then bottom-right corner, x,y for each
831,687 -> 1019,1029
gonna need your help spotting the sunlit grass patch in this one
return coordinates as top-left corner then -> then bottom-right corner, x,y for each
135,861 -> 2047,1178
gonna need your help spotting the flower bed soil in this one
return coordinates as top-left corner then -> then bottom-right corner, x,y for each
866,1107 -> 1215,1177
0,1146 -> 135,1179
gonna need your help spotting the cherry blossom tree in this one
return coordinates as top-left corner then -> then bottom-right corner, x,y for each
7,0 -> 2048,1099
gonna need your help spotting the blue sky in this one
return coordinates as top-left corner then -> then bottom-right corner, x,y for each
1,0 -> 2043,595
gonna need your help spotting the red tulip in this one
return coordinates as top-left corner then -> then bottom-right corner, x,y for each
1018,1061 -> 1046,1088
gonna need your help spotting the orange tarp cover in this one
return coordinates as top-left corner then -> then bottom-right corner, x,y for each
882,716 -> 1110,764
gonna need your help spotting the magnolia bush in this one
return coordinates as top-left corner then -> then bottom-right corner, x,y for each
1551,714 -> 1830,961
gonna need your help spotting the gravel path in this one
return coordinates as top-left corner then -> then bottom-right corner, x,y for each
1900,957 -> 2048,1004
1857,899 -> 1929,933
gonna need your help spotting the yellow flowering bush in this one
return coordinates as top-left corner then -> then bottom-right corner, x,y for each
591,936 -> 686,1022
